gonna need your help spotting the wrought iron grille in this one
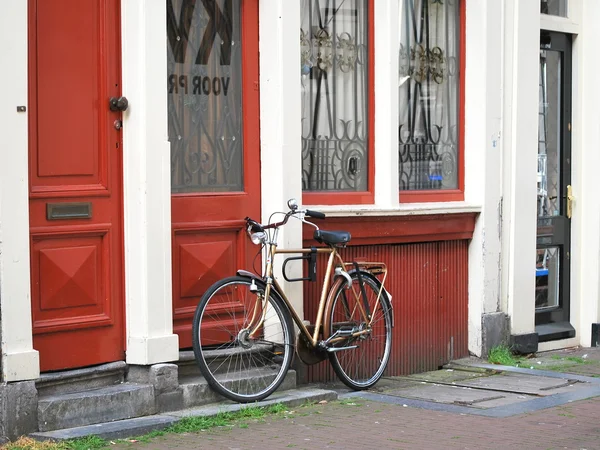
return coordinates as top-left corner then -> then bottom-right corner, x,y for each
300,0 -> 369,192
398,0 -> 459,191
167,0 -> 243,193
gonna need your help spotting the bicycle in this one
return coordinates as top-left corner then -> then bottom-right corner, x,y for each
192,198 -> 394,403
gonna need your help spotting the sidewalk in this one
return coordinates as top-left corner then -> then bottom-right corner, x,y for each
109,395 -> 600,450
34,346 -> 600,449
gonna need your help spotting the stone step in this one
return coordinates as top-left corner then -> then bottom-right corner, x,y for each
37,383 -> 155,432
177,350 -> 201,377
30,387 -> 338,442
36,361 -> 127,397
179,368 -> 297,408
178,347 -> 289,377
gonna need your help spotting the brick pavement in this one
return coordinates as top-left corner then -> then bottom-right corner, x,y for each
108,395 -> 600,450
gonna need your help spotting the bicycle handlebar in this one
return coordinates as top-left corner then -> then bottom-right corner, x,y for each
306,209 -> 326,219
245,206 -> 326,232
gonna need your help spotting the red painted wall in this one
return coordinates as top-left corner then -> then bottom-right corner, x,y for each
300,215 -> 473,382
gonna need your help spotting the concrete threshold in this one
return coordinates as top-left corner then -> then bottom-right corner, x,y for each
30,387 -> 337,442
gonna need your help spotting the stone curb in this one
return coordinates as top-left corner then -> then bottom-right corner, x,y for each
30,387 -> 338,442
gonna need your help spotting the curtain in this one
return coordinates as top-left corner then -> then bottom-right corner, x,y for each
398,0 -> 459,191
300,0 -> 369,192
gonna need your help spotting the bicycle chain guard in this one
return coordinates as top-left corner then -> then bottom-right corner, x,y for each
295,329 -> 327,365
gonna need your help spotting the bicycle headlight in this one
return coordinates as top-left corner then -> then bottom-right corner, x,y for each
246,225 -> 266,245
250,231 -> 266,245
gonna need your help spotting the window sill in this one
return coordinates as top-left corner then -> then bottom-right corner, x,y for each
301,202 -> 480,245
304,201 -> 482,217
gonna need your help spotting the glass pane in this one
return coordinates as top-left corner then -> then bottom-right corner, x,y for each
167,0 -> 243,193
536,47 -> 562,312
540,0 -> 568,17
536,247 -> 560,309
537,49 -> 561,218
398,0 -> 459,191
300,0 -> 369,192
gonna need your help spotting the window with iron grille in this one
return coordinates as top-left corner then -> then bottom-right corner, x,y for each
398,0 -> 462,201
300,0 -> 373,204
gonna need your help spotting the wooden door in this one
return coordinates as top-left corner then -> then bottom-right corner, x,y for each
28,0 -> 125,371
168,0 -> 261,347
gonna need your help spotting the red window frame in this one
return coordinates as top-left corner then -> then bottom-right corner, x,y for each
303,0 -> 375,206
400,0 -> 466,203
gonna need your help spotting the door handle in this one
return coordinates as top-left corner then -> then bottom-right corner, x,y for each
566,185 -> 574,219
109,96 -> 129,112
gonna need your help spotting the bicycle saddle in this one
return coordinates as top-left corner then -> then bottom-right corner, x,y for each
313,230 -> 351,246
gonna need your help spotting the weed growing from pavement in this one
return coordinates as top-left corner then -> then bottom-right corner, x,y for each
542,355 -> 600,372
0,435 -> 107,450
488,345 -> 523,366
554,355 -> 587,364
338,398 -> 363,407
488,348 -> 600,373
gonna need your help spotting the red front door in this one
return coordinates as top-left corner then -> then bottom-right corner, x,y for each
28,0 -> 125,371
168,0 -> 261,347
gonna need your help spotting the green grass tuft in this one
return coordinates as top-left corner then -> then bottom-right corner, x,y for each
266,403 -> 288,415
488,345 -> 519,366
64,436 -> 107,450
0,436 -> 108,450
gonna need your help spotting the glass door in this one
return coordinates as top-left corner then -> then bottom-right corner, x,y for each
535,31 -> 574,341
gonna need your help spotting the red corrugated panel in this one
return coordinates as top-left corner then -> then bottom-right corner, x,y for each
302,240 -> 469,383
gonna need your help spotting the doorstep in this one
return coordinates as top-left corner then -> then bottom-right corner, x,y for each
30,387 -> 338,442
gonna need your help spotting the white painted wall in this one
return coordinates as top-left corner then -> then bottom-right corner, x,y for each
572,0 -> 600,347
501,0 -> 540,336
0,0 -> 40,382
258,0 -> 304,315
464,0 -> 504,356
121,0 -> 179,364
374,0 -> 400,208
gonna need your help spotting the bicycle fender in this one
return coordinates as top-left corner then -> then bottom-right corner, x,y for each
345,269 -> 395,328
236,269 -> 260,280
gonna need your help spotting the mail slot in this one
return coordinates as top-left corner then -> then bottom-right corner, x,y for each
47,202 -> 92,220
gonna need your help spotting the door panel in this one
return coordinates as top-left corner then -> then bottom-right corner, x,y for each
28,0 -> 125,371
168,0 -> 261,347
535,31 -> 574,341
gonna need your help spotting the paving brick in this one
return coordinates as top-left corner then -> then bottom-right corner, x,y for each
106,396 -> 600,450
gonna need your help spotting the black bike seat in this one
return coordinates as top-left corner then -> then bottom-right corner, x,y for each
313,230 -> 351,246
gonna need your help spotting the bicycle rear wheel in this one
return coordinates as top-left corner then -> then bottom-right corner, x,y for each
192,276 -> 294,403
325,271 -> 393,390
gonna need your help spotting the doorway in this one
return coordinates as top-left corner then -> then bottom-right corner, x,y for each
535,31 -> 574,341
167,0 -> 261,347
28,0 -> 126,371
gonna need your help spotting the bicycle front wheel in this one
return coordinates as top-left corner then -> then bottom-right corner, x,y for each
325,271 -> 393,390
192,276 -> 294,403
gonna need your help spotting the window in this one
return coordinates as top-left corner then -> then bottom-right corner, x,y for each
300,0 -> 374,205
167,0 -> 244,194
540,0 -> 568,17
398,0 -> 464,202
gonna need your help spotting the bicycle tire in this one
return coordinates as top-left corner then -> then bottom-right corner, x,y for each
192,276 -> 295,403
325,271 -> 393,390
